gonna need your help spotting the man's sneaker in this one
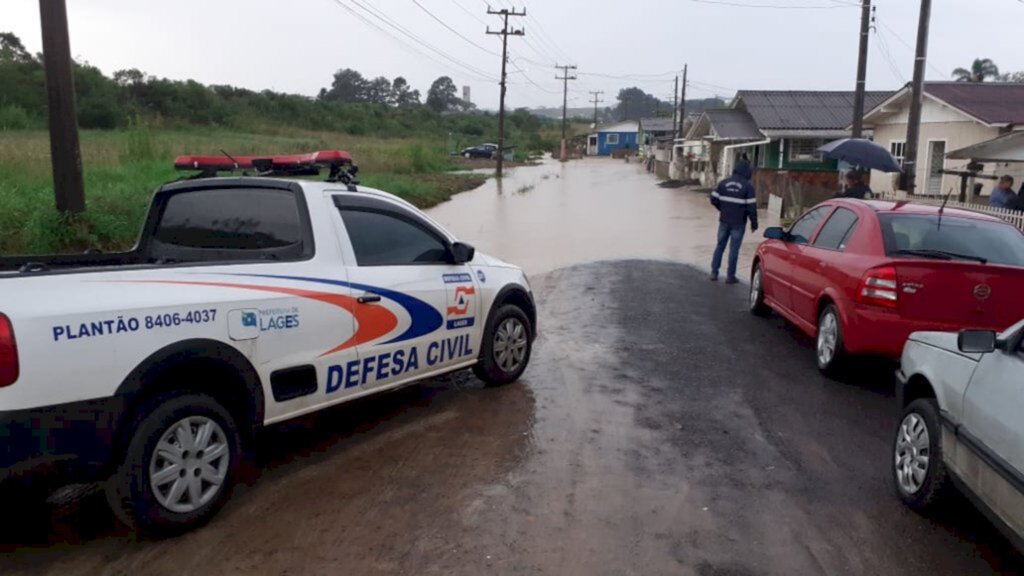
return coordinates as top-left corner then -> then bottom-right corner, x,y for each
709,275 -> 719,282
725,276 -> 739,285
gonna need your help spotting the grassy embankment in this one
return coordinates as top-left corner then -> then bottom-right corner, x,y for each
0,126 -> 487,255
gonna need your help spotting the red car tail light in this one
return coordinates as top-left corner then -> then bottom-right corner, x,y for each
0,313 -> 19,387
857,266 -> 899,309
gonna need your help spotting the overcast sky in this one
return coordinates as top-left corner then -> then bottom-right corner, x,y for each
6,0 -> 1024,110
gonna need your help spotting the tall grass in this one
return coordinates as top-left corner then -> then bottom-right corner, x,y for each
0,128 -> 483,255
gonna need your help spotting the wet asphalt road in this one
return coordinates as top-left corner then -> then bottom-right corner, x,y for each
3,160 -> 1023,574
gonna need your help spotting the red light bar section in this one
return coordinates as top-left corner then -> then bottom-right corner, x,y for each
173,150 -> 353,171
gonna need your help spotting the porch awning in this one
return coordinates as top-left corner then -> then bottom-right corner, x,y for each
947,131 -> 1024,162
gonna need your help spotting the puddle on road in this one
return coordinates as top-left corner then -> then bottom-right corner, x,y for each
428,157 -> 773,277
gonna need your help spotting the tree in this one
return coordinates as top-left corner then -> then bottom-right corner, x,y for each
365,76 -> 392,105
998,71 -> 1024,83
614,87 -> 665,121
390,76 -> 421,108
321,68 -> 368,102
0,32 -> 32,64
426,76 -> 460,112
952,58 -> 1000,82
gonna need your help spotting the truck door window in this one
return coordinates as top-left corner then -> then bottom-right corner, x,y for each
155,188 -> 302,250
339,209 -> 449,266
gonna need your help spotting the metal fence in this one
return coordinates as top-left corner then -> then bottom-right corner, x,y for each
876,193 -> 1024,231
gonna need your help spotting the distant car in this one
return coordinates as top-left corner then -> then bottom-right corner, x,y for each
749,199 -> 1024,375
893,319 -> 1024,548
460,143 -> 498,159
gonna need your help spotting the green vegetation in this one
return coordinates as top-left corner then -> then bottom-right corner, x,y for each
0,32 -> 560,255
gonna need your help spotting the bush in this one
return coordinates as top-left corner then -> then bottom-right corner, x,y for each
0,104 -> 34,130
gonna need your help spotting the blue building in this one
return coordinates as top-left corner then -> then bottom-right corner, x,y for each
587,120 -> 639,156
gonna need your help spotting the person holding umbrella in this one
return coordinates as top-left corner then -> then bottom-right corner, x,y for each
836,169 -> 872,199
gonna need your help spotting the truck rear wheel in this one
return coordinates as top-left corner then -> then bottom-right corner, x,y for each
106,392 -> 241,535
474,305 -> 532,386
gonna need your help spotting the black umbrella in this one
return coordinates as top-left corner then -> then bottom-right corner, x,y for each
817,138 -> 903,173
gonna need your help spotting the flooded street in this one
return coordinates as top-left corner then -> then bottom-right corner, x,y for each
429,157 -> 763,276
4,159 -> 1022,575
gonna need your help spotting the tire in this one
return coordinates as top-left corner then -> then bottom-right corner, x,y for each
749,264 -> 770,317
893,398 -> 950,511
815,304 -> 846,377
473,305 -> 533,386
106,392 -> 241,535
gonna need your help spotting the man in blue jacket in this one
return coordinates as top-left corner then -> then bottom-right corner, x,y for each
710,160 -> 758,284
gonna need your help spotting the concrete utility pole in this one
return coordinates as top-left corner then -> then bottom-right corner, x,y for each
672,76 -> 679,137
556,63 -> 577,161
39,0 -> 85,214
678,64 -> 688,140
589,90 -> 604,127
486,6 -> 525,176
851,0 -> 872,139
903,0 -> 931,195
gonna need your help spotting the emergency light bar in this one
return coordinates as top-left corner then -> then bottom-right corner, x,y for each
172,150 -> 359,188
173,150 -> 353,172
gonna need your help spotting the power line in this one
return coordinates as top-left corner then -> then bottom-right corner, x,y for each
448,0 -> 489,25
345,0 -> 497,81
413,0 -> 500,56
688,0 -> 858,8
330,0 -> 488,81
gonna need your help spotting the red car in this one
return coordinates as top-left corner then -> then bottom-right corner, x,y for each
749,199 -> 1024,375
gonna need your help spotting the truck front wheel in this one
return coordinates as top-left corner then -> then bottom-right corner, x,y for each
474,304 -> 533,386
106,392 -> 241,535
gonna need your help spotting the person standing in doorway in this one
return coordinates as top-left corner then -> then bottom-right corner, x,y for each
990,175 -> 1017,208
710,160 -> 758,284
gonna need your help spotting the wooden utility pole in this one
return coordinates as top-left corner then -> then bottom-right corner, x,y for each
589,90 -> 604,127
903,0 -> 931,195
678,64 -> 688,140
486,6 -> 525,176
851,0 -> 872,139
556,63 -> 577,161
39,0 -> 85,214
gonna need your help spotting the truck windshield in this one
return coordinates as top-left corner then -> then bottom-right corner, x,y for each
878,213 -> 1024,267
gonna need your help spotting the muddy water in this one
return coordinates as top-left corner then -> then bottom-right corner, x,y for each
429,157 -> 770,277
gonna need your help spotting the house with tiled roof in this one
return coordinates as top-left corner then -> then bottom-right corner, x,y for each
678,90 -> 892,188
861,82 -> 1024,198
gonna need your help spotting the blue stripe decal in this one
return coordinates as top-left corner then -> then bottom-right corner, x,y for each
231,273 -> 443,345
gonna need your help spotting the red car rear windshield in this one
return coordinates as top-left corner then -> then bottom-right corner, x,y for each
878,214 -> 1024,267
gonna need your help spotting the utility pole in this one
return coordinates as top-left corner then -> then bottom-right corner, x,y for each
678,64 -> 688,140
903,0 -> 931,195
556,63 -> 577,161
851,0 -> 872,139
486,6 -> 525,176
39,0 -> 85,214
589,90 -> 604,127
672,76 -> 679,137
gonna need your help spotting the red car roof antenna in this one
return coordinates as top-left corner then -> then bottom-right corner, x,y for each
173,150 -> 360,190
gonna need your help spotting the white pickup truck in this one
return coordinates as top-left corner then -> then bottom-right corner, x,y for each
0,152 -> 535,534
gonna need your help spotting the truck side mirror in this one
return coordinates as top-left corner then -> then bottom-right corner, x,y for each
450,242 -> 475,264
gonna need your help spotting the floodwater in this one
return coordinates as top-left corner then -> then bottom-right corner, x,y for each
429,156 -> 768,277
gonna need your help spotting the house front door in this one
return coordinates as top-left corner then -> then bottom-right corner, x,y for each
926,141 -> 946,196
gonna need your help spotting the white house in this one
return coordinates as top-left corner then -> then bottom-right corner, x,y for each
860,82 -> 1024,198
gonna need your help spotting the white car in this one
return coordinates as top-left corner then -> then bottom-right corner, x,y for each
0,151 -> 536,534
893,318 -> 1024,545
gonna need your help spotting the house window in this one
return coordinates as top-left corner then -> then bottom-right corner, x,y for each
606,133 -> 620,145
890,140 -> 906,166
788,139 -> 824,162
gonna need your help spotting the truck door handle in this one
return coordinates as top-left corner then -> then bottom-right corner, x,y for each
357,294 -> 382,304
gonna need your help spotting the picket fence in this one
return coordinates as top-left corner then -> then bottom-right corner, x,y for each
875,193 -> 1024,231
